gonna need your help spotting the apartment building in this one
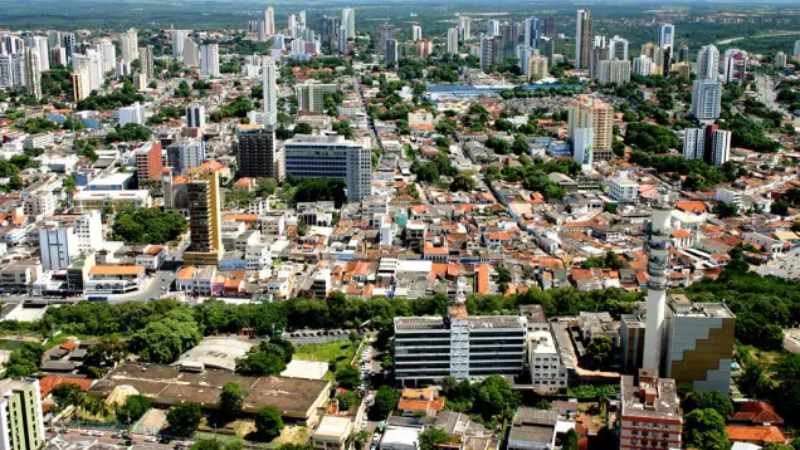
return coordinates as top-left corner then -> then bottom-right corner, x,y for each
0,378 -> 45,450
568,95 -> 613,161
619,370 -> 682,450
528,325 -> 568,391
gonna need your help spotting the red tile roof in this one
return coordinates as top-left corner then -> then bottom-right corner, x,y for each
726,426 -> 787,445
730,401 -> 784,426
39,375 -> 93,398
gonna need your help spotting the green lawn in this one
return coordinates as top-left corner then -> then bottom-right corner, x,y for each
293,338 -> 358,373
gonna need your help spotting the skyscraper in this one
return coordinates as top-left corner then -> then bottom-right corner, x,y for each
794,39 -> 800,61
595,59 -> 631,86
236,125 -> 281,180
200,43 -> 220,77
120,28 -> 138,63
568,95 -> 613,161
186,104 -> 206,129
384,39 -> 398,66
642,190 -> 673,373
696,44 -> 719,81
659,23 -> 675,51
458,16 -> 471,42
480,36 -> 498,73
97,38 -> 116,74
139,45 -> 154,81
265,6 -> 276,36
722,48 -> 748,84
447,27 -> 459,55
575,9 -> 592,70
0,379 -> 46,450
523,17 -> 540,48
608,35 -> 629,61
691,79 -> 722,122
171,29 -> 191,59
23,48 -> 42,100
542,17 -> 556,38
262,57 -> 277,128
342,8 -> 356,40
29,36 -> 50,72
185,168 -> 223,265
182,37 -> 199,67
321,16 -> 341,52
684,125 -> 731,167
411,24 -> 422,41
167,139 -> 206,175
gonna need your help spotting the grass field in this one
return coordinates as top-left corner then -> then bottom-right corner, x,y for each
293,338 -> 359,373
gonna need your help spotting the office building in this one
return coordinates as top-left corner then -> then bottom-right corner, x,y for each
139,45 -> 154,81
642,191 -> 672,373
171,29 -> 191,59
608,35 -> 629,61
690,79 -> 722,122
118,102 -> 146,126
167,139 -> 206,175
696,44 -> 719,81
575,9 -> 592,69
39,223 -> 79,271
342,8 -> 356,40
458,16 -> 471,42
262,57 -> 278,128
568,95 -> 613,161
235,125 -> 281,181
619,370 -> 682,450
411,24 -> 422,41
265,6 -> 276,36
684,125 -> 731,166
447,27 -> 459,55
722,48 -> 748,84
384,39 -> 398,66
595,59 -> 631,85
659,23 -> 675,51
662,294 -> 736,393
632,55 -> 653,76
120,28 -> 138,63
186,104 -> 206,129
284,134 -> 371,202
0,378 -> 45,450
528,325 -> 568,391
295,83 -> 338,114
134,141 -> 164,183
184,169 -> 223,265
393,302 -> 527,384
200,43 -> 220,77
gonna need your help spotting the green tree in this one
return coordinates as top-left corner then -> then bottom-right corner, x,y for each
218,383 -> 245,421
584,336 -> 613,370
562,429 -> 578,450
335,366 -> 361,390
683,409 -> 730,450
369,386 -> 399,420
473,376 -> 518,421
682,390 -> 733,418
166,403 -> 202,438
418,428 -> 451,450
255,406 -> 284,441
449,173 -> 475,192
117,395 -> 152,424
191,440 -> 243,450
5,342 -> 43,377
111,208 -> 187,244
129,318 -> 201,364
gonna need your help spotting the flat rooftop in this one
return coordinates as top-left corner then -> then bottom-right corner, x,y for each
620,373 -> 681,421
394,315 -> 525,331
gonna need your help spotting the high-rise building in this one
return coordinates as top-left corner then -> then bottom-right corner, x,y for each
691,79 -> 722,122
523,16 -> 540,48
265,6 -> 276,36
528,54 -> 549,82
384,39 -> 398,66
642,191 -> 673,373
235,125 -> 281,181
186,104 -> 206,129
568,95 -> 613,161
184,169 -> 223,265
118,102 -> 146,126
542,16 -> 555,38
342,8 -> 356,40
97,38 -> 116,74
284,134 -> 371,202
200,43 -> 220,77
659,23 -> 675,51
595,59 -> 631,85
295,83 -> 338,114
447,27 -> 459,55
572,127 -> 593,168
458,16 -> 471,42
393,301 -> 528,384
678,45 -> 690,63
480,36 -> 498,73
575,9 -> 592,69
321,15 -> 341,52
39,223 -> 79,271
0,54 -> 24,90
608,35 -> 629,61
794,39 -> 800,61
62,32 -> 76,62
722,48 -> 748,84
632,55 -> 653,76
411,24 -> 422,41
619,370 -> 682,450
29,36 -> 50,72
262,57 -> 278,128
696,44 -> 719,81
486,19 -> 500,37
171,29 -> 191,59
684,125 -> 731,167
775,51 -> 787,69
71,49 -> 103,100
0,378 -> 46,450
23,48 -> 42,100
182,37 -> 199,67
135,142 -> 164,183
167,139 -> 206,175
120,28 -> 138,63
663,294 -> 735,393
139,45 -> 154,81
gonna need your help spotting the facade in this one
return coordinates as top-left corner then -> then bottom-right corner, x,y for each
120,28 -> 138,63
528,327 -> 568,391
619,370 -> 682,450
295,83 -> 338,114
723,48 -> 748,84
696,44 -> 719,81
341,8 -> 355,40
118,102 -> 145,126
0,378 -> 45,450
262,57 -> 278,127
480,36 -> 499,72
690,79 -> 722,121
575,9 -> 592,69
447,28 -> 459,55
609,173 -> 639,203
663,294 -> 735,393
236,125 -> 281,180
200,43 -> 220,77
658,23 -> 675,50
528,54 -> 549,82
632,55 -> 653,76
184,170 -> 223,265
283,134 -> 371,202
393,303 -> 527,384
167,139 -> 206,175
568,95 -> 613,161
595,59 -> 631,85
186,104 -> 206,129
384,39 -> 398,66
139,45 -> 154,80
609,35 -> 629,61
134,141 -> 164,182
684,125 -> 731,166
39,223 -> 78,271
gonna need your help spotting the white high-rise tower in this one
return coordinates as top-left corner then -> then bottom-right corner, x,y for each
696,44 -> 719,81
642,190 -> 673,373
265,6 -> 276,36
262,57 -> 277,128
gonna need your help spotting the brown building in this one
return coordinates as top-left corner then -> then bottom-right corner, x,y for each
135,141 -> 164,183
567,95 -> 613,161
235,125 -> 282,181
184,169 -> 223,265
619,369 -> 682,450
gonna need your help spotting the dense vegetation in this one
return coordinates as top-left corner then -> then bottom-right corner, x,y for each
76,81 -> 145,111
112,208 -> 187,244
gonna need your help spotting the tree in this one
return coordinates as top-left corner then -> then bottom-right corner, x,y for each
473,376 -> 518,421
236,338 -> 293,376
191,440 -> 243,450
118,395 -> 152,424
561,429 -> 578,450
449,173 -> 475,192
111,207 -> 187,244
51,383 -> 85,408
294,123 -> 313,135
335,366 -> 361,390
166,403 -> 202,438
255,406 -> 284,441
418,428 -> 451,450
336,391 -> 360,411
5,342 -> 43,377
369,386 -> 399,420
584,336 -> 613,370
218,383 -> 245,421
683,409 -> 730,450
714,202 -> 739,218
682,390 -> 733,418
129,318 -> 201,364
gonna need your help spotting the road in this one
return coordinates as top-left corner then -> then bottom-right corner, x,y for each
754,74 -> 783,113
